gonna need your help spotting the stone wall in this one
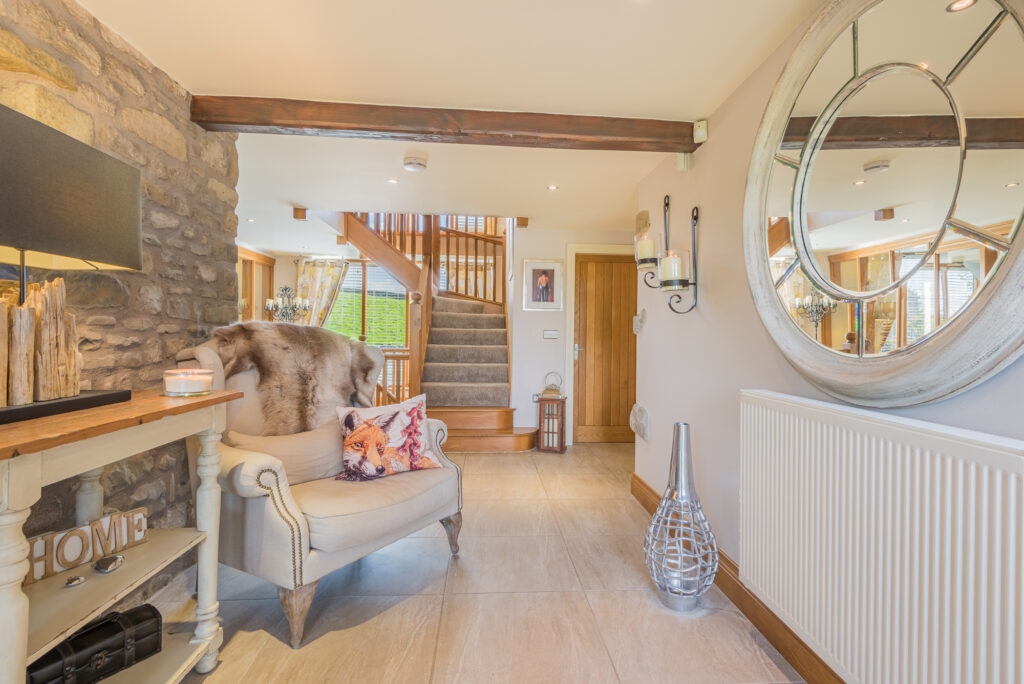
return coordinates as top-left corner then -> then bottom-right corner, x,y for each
0,0 -> 239,594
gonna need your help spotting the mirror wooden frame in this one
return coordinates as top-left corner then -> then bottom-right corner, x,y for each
744,0 -> 1024,407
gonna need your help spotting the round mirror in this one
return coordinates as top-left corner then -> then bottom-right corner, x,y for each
746,0 -> 1024,405
798,65 -> 964,298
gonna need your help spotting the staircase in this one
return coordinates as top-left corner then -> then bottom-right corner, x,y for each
423,296 -> 535,452
341,212 -> 535,452
423,296 -> 509,406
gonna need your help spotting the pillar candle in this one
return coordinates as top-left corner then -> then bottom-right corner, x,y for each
659,250 -> 691,281
636,233 -> 657,271
636,234 -> 656,259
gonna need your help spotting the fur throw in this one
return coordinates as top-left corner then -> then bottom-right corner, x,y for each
210,321 -> 384,436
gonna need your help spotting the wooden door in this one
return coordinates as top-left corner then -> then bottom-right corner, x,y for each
573,253 -> 637,442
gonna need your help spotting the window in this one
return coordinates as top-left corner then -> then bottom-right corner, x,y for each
323,262 -> 407,348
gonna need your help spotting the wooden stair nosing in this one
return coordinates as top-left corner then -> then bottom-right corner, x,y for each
442,427 -> 536,453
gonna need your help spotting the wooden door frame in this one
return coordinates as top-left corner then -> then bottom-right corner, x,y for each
563,243 -> 634,445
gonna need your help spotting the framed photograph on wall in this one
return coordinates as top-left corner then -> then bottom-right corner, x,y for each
523,259 -> 563,311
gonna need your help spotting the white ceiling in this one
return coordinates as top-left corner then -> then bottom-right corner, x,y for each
75,0 -> 829,258
233,135 -> 666,256
78,0 -> 825,121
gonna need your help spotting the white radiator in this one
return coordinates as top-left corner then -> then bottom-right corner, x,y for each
740,390 -> 1022,684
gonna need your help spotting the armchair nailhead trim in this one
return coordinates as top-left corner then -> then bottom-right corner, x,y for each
256,468 -> 305,588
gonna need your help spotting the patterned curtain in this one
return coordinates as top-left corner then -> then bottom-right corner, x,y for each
295,258 -> 348,327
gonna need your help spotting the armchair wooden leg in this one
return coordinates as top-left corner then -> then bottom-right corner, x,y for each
278,581 -> 318,649
440,511 -> 463,555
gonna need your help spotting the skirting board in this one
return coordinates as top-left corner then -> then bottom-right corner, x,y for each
630,473 -> 844,684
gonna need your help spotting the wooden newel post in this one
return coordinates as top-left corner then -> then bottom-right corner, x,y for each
408,291 -> 424,397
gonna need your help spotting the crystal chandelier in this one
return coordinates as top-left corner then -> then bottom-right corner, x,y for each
793,291 -> 837,340
265,286 -> 311,323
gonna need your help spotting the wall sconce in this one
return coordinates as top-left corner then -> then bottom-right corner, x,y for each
634,195 -> 699,314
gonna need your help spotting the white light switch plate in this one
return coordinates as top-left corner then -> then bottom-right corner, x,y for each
543,330 -> 559,339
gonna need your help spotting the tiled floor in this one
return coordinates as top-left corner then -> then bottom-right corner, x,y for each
163,443 -> 801,684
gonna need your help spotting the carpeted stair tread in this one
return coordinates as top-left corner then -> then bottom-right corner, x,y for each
422,362 -> 508,383
422,381 -> 509,407
426,296 -> 509,408
431,311 -> 506,329
429,327 -> 507,346
432,296 -> 485,314
425,344 -> 508,364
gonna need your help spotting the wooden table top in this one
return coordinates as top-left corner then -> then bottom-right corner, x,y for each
0,389 -> 243,460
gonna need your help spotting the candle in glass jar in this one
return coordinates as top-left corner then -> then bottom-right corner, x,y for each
163,369 -> 214,396
636,233 -> 656,260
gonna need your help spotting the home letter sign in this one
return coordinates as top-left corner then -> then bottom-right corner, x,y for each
23,508 -> 149,585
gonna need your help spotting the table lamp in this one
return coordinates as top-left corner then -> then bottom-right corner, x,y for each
0,103 -> 142,421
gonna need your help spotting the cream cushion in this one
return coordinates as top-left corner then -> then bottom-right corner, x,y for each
227,422 -> 343,485
290,468 -> 458,552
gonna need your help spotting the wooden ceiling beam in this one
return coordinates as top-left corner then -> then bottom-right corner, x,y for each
783,116 -> 1024,150
191,96 -> 700,153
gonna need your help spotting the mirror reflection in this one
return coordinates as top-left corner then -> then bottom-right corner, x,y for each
766,0 -> 1024,356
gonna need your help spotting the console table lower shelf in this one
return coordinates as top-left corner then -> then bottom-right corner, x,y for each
0,390 -> 241,684
25,528 -> 205,663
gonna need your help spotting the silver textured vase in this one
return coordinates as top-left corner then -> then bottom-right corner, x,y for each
643,422 -> 719,611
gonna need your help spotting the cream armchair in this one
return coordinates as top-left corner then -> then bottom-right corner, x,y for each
177,341 -> 462,648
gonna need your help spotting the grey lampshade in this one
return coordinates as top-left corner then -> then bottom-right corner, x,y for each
0,103 -> 142,271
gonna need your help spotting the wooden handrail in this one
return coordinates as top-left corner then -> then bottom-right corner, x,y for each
440,228 -> 504,245
343,213 -> 420,290
440,227 -> 506,307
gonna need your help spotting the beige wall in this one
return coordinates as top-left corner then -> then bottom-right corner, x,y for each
634,27 -> 830,557
509,220 -> 634,428
636,16 -> 1024,562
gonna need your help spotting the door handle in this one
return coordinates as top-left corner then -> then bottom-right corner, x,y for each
574,343 -> 583,360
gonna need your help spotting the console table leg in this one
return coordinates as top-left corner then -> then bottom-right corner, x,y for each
192,430 -> 222,674
75,468 -> 104,525
0,507 -> 31,684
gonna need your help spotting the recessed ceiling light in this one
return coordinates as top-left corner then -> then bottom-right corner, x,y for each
547,185 -> 559,191
387,178 -> 399,184
1007,181 -> 1020,188
946,0 -> 977,11
853,179 -> 867,186
247,218 -> 255,223
901,218 -> 910,223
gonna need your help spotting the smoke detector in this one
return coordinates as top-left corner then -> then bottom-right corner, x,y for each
863,159 -> 890,174
403,156 -> 428,172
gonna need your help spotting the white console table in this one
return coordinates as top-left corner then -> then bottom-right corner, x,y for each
0,390 -> 241,684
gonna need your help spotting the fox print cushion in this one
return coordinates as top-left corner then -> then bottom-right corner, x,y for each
335,394 -> 441,481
